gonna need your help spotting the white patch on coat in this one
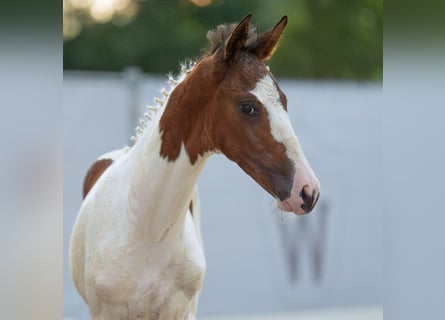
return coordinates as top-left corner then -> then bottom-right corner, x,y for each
250,75 -> 306,163
71,131 -> 208,319
97,149 -> 125,161
250,75 -> 320,212
70,61 -> 210,319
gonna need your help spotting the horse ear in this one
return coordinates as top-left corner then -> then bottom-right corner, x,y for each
252,16 -> 288,61
224,14 -> 252,61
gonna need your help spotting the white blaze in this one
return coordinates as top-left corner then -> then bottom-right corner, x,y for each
250,75 -> 303,162
250,75 -> 320,213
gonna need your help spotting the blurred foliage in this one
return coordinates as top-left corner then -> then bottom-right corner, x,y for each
63,0 -> 382,80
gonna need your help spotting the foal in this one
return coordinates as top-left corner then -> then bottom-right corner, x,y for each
70,15 -> 320,320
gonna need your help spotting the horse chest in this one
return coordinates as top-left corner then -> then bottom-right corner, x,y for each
134,253 -> 205,319
91,220 -> 206,320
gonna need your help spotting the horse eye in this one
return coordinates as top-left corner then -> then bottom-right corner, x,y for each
239,102 -> 257,115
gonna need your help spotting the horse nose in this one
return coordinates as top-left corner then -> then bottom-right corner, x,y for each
300,185 -> 320,214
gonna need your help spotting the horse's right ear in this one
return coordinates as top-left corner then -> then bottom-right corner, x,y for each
251,15 -> 287,61
223,14 -> 252,61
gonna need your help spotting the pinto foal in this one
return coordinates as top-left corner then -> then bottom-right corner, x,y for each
70,15 -> 320,320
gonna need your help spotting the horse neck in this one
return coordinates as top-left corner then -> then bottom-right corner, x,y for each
124,62 -> 214,243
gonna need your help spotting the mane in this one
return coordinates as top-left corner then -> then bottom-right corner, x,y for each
124,60 -> 196,152
125,22 -> 262,152
206,23 -> 259,54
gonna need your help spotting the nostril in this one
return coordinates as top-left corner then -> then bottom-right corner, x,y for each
300,185 -> 311,203
313,190 -> 320,208
300,185 -> 317,213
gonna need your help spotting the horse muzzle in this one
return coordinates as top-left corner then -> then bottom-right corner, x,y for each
276,161 -> 320,215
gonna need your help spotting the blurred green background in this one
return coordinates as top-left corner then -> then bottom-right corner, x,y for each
63,0 -> 382,80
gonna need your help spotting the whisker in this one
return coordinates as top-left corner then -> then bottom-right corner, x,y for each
268,198 -> 289,222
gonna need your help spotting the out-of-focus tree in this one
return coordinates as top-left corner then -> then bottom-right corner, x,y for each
63,0 -> 382,80
266,0 -> 382,79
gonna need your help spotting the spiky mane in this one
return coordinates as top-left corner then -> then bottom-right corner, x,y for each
124,60 -> 197,152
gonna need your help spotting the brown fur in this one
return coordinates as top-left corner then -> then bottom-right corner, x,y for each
82,158 -> 113,199
159,15 -> 294,200
206,15 -> 288,62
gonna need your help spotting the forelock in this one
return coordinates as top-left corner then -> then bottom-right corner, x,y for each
206,23 -> 259,54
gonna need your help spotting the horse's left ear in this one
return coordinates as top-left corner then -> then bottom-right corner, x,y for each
224,14 -> 252,61
251,16 -> 288,61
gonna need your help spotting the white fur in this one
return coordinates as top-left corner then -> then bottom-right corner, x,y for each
97,149 -> 125,161
250,75 -> 319,211
250,75 -> 307,162
70,68 -> 208,320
